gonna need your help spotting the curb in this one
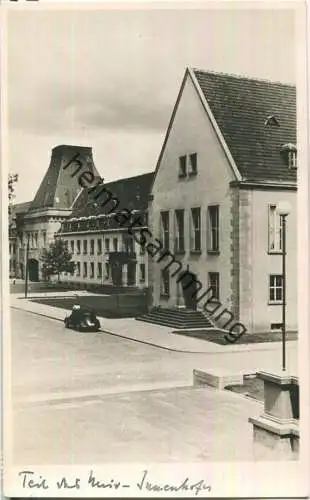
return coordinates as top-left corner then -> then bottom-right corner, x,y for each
11,305 -> 211,355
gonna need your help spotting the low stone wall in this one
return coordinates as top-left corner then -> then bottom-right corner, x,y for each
78,293 -> 148,317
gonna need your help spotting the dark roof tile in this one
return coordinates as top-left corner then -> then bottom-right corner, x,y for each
193,69 -> 296,183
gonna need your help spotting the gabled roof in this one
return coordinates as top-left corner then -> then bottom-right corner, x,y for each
71,171 -> 154,218
192,69 -> 296,183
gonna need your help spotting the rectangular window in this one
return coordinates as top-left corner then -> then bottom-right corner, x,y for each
179,155 -> 187,177
160,211 -> 170,251
97,239 -> 102,255
90,239 -> 95,255
123,235 -> 134,253
161,269 -> 170,296
77,240 -> 81,254
189,153 -> 197,176
76,262 -> 81,276
140,242 -> 146,255
113,238 -> 118,252
105,238 -> 110,253
97,262 -> 102,278
190,207 -> 201,252
105,262 -> 110,278
83,240 -> 87,254
174,209 -> 185,253
140,263 -> 146,282
268,205 -> 283,252
70,240 -> 74,254
90,262 -> 94,278
207,205 -> 219,252
269,274 -> 283,303
42,231 -> 46,247
288,150 -> 297,169
83,262 -> 87,277
208,272 -> 220,300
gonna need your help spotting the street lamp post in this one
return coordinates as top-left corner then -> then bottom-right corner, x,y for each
276,201 -> 291,372
24,232 -> 30,298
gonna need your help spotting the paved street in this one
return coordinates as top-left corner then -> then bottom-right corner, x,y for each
11,308 -> 264,464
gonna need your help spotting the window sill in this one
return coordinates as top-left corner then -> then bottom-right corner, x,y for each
188,171 -> 197,177
190,249 -> 202,255
178,173 -> 186,179
174,249 -> 185,255
207,250 -> 220,255
268,251 -> 283,255
268,301 -> 283,306
160,293 -> 170,299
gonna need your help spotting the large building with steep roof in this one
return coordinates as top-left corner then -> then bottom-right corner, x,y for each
56,172 -> 154,289
10,145 -> 100,280
145,68 -> 297,334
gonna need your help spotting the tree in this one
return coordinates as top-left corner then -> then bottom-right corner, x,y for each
40,238 -> 75,282
8,173 -> 19,216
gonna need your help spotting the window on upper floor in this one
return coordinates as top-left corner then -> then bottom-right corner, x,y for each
189,153 -> 198,176
281,143 -> 297,170
190,207 -> 201,252
113,238 -> 118,252
179,155 -> 187,178
83,240 -> 88,254
76,262 -> 81,276
97,239 -> 102,255
70,240 -> 74,254
160,211 -> 170,251
90,239 -> 95,255
105,238 -> 110,253
288,150 -> 297,169
77,240 -> 81,254
174,209 -> 185,253
269,274 -> 283,303
207,205 -> 220,253
42,231 -> 47,247
268,204 -> 283,253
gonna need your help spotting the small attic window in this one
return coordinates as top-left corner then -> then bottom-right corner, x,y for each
265,115 -> 280,127
281,143 -> 297,169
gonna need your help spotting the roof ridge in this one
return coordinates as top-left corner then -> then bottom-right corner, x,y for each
104,171 -> 154,185
191,67 -> 295,88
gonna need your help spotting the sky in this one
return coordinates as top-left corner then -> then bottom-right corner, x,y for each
7,5 -> 296,203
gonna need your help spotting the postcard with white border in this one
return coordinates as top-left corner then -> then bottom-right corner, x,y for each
1,0 -> 309,497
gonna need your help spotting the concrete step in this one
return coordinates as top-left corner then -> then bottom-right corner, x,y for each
137,307 -> 213,329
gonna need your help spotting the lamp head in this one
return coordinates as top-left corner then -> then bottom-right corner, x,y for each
276,201 -> 291,217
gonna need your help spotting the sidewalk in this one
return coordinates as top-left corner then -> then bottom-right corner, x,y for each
10,293 -> 298,372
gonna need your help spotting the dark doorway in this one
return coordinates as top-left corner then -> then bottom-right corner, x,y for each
127,262 -> 136,286
111,262 -> 122,285
180,271 -> 198,310
28,259 -> 39,282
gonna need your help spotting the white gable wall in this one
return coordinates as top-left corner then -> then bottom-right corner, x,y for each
149,73 -> 237,313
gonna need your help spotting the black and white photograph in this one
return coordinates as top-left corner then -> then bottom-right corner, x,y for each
2,1 -> 309,497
